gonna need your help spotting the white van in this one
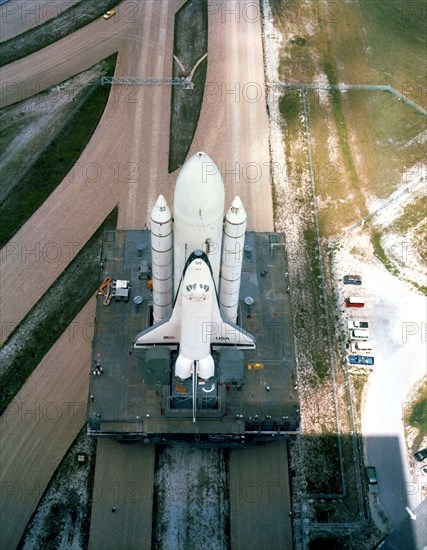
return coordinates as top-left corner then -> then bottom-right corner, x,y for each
351,341 -> 372,353
350,329 -> 370,341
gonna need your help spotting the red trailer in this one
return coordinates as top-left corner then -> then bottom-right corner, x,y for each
345,296 -> 365,308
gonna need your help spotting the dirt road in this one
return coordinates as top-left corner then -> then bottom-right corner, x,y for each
0,299 -> 95,549
1,1 -> 281,548
0,0 -> 184,341
1,2 -> 183,547
0,0 -> 82,42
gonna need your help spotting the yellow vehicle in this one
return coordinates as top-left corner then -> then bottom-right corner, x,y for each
103,8 -> 116,19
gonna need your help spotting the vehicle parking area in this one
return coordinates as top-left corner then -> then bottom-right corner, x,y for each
334,231 -> 426,530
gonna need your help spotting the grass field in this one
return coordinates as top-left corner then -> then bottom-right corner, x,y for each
303,89 -> 426,237
271,0 -> 426,107
271,0 -> 425,543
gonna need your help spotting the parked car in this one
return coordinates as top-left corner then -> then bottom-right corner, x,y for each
347,320 -> 369,329
366,466 -> 379,493
349,355 -> 374,366
343,274 -> 362,285
414,448 -> 427,462
345,296 -> 365,308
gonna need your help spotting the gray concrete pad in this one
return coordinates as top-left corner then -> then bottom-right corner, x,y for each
88,440 -> 155,550
230,441 -> 293,550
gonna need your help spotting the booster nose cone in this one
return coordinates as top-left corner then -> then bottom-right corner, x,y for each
151,194 -> 171,225
226,196 -> 247,228
174,151 -> 224,224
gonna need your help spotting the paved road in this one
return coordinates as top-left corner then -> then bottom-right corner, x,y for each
0,0 -> 273,340
1,2 -> 183,547
361,264 -> 426,541
189,0 -> 273,232
382,499 -> 427,550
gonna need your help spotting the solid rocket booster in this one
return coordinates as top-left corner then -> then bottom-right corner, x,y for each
150,195 -> 173,323
219,196 -> 247,323
173,151 -> 224,298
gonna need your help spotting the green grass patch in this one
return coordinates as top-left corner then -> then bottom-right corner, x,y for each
0,0 -> 120,67
371,230 -> 400,276
302,227 -> 330,382
340,91 -> 426,199
0,54 -> 117,248
405,379 -> 427,449
390,194 -> 427,234
169,0 -> 208,173
279,89 -> 301,127
327,91 -> 359,189
0,208 -> 117,415
272,0 -> 426,102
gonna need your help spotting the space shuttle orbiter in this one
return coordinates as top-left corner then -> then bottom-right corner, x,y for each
134,152 -> 255,380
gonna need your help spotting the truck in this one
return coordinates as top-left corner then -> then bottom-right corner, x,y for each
351,341 -> 372,353
347,320 -> 369,329
350,329 -> 370,341
345,296 -> 365,308
349,355 -> 374,366
343,275 -> 362,285
366,466 -> 379,493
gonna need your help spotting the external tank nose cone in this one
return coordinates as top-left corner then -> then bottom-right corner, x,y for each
174,152 -> 224,224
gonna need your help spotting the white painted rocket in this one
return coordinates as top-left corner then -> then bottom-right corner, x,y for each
134,152 -> 255,380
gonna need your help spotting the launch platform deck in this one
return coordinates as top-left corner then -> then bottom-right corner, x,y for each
87,230 -> 299,445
